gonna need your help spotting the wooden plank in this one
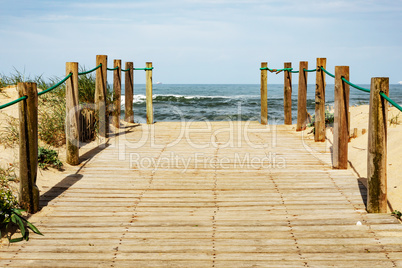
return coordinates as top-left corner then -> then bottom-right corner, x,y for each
367,77 -> 389,213
3,121 -> 402,266
315,58 -> 326,142
260,62 -> 268,125
18,82 -> 39,213
66,62 -> 79,165
112,59 -> 122,128
95,55 -> 108,140
124,61 -> 134,123
333,66 -> 350,169
283,62 -> 292,125
296,61 -> 308,131
145,62 -> 153,124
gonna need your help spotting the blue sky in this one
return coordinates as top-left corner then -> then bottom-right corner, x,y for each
1,0 -> 401,84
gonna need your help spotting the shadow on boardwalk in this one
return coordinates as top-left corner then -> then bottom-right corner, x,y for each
2,122 -> 401,268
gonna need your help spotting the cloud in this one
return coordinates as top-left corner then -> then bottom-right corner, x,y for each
0,0 -> 401,83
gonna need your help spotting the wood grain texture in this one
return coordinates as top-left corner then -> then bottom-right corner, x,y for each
112,59 -> 122,128
296,61 -> 308,131
18,82 -> 39,213
367,77 -> 389,213
333,66 -> 350,169
3,122 -> 401,267
146,62 -> 153,124
315,58 -> 326,142
95,55 -> 108,140
66,62 -> 79,165
284,62 -> 292,125
124,62 -> 134,123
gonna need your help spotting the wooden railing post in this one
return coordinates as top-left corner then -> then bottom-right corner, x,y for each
146,62 -> 154,124
95,55 -> 108,141
315,58 -> 326,142
367,77 -> 389,213
112,59 -> 122,128
260,62 -> 268,125
283,62 -> 292,125
125,62 -> 134,123
66,62 -> 79,165
296,61 -> 308,131
18,82 -> 39,213
333,66 -> 350,169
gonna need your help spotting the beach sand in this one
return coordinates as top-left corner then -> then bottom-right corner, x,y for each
0,85 -> 401,221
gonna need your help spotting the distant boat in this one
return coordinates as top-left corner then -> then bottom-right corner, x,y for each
398,81 -> 402,85
156,82 -> 162,85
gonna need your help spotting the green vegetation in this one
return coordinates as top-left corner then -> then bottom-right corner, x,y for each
389,112 -> 400,126
38,146 -> 63,170
0,68 -> 48,89
0,68 -> 114,243
0,68 -> 114,147
0,115 -> 19,148
392,210 -> 402,220
78,67 -> 96,104
0,164 -> 43,243
308,110 -> 334,134
78,66 -> 113,106
0,74 -> 7,89
38,78 -> 66,147
308,110 -> 335,127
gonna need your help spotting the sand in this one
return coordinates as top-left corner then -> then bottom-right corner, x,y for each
0,85 -> 401,218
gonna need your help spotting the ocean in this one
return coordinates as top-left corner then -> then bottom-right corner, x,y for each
118,84 -> 402,124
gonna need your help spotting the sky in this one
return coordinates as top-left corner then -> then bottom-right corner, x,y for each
1,0 -> 402,84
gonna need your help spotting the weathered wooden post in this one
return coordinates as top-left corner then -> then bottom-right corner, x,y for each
367,77 -> 389,213
260,62 -> 268,125
296,61 -> 308,131
112,59 -> 122,128
315,58 -> 326,142
146,62 -> 153,124
95,55 -> 108,141
125,62 -> 134,123
66,62 -> 79,165
18,82 -> 39,213
333,66 -> 350,169
283,62 -> 292,125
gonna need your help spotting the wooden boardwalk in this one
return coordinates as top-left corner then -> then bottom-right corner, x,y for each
1,121 -> 402,267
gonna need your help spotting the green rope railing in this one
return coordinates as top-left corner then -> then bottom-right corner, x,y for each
320,66 -> 335,78
0,72 -> 73,109
259,62 -> 401,114
78,64 -> 102,75
320,66 -> 401,111
38,73 -> 72,96
121,68 -> 130,72
303,68 -> 317,72
260,67 -> 275,72
0,63 -> 153,110
260,67 -> 293,73
321,66 -> 370,93
0,95 -> 28,110
341,77 -> 370,93
261,67 -> 316,73
135,67 -> 154,71
380,92 -> 402,112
